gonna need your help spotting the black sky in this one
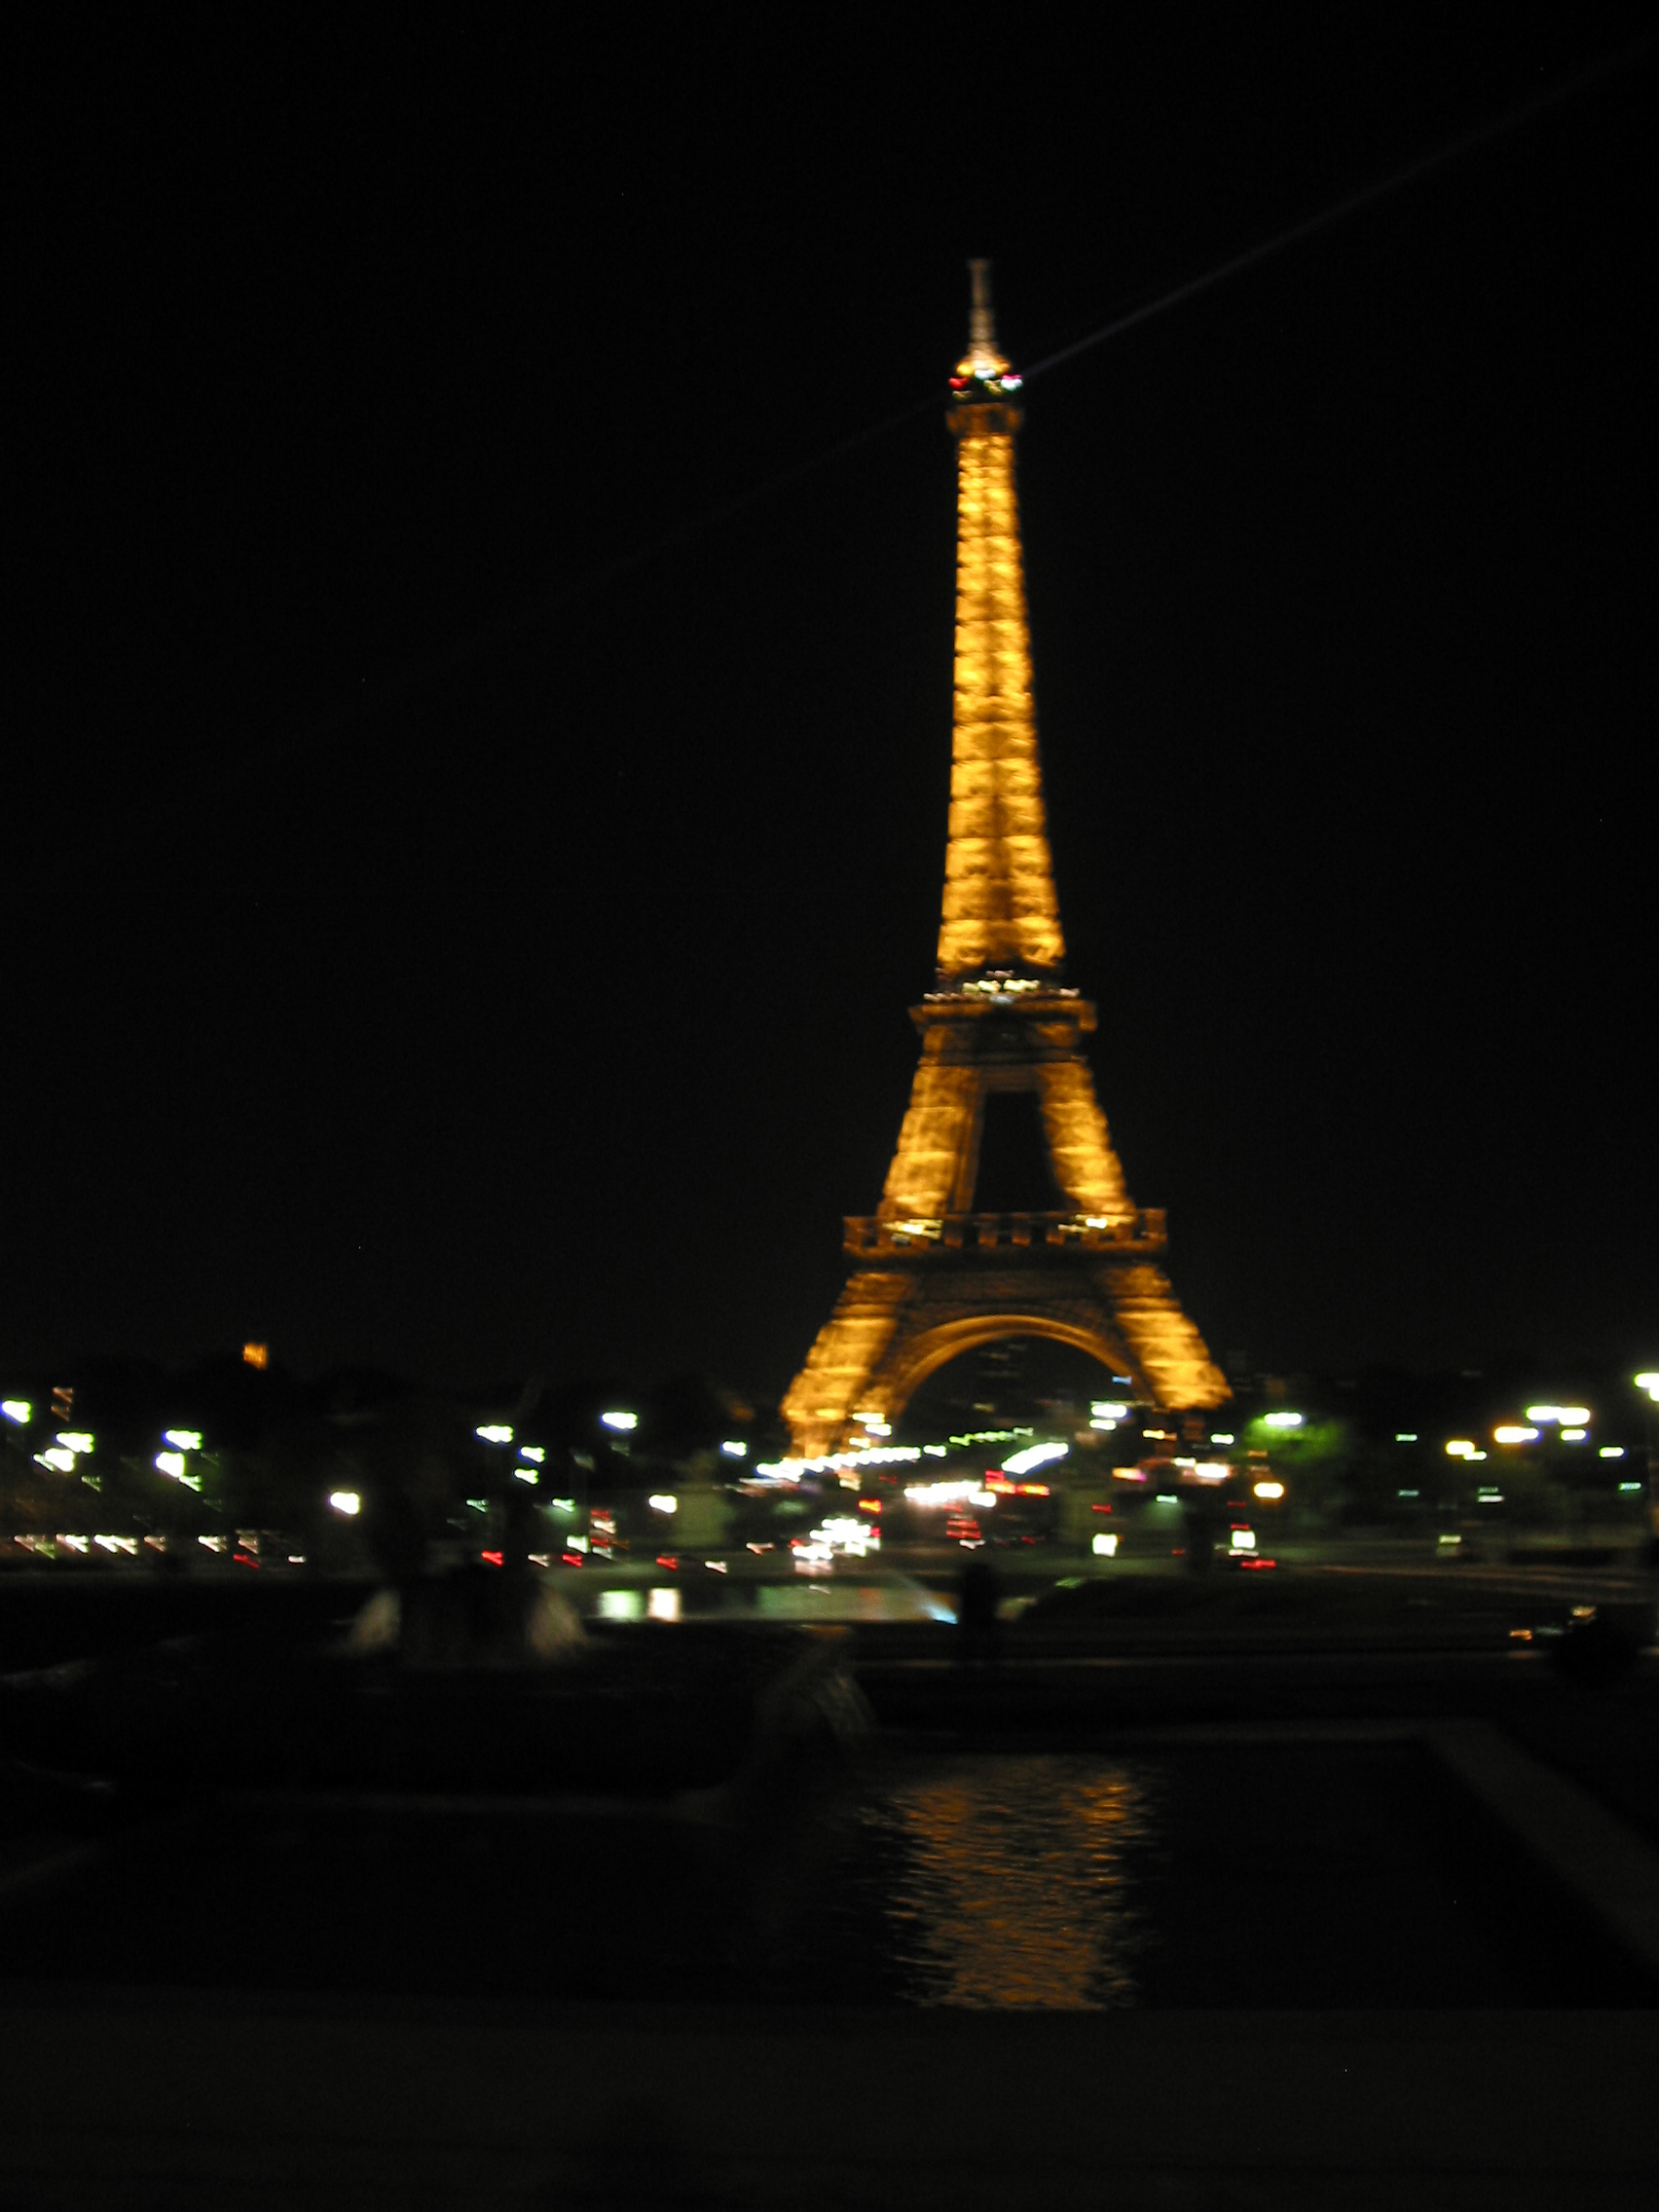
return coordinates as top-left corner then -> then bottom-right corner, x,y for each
7,18 -> 1656,1396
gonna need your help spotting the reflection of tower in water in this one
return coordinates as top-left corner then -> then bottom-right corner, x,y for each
869,1754 -> 1158,2009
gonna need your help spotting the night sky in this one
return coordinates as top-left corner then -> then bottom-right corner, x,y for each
8,20 -> 1656,1400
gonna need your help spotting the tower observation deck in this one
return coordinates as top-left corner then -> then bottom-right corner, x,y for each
782,264 -> 1228,1457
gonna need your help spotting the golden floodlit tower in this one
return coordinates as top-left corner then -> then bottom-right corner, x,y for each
783,263 -> 1229,1457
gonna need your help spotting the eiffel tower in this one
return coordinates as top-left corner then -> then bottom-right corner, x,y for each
783,264 -> 1229,1458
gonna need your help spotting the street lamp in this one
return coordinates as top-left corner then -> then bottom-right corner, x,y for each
1635,1374 -> 1659,1557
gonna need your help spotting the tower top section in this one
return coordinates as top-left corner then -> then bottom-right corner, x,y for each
936,261 -> 1063,984
950,258 -> 1023,405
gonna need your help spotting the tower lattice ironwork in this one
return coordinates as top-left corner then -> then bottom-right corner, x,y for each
782,264 -> 1229,1457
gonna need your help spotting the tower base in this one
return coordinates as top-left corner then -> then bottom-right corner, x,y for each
782,1213 -> 1228,1458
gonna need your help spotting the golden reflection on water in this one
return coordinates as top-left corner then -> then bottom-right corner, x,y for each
869,1754 -> 1156,2009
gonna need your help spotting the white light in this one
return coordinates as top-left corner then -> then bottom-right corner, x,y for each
154,1451 -> 186,1479
57,1431 -> 95,1454
1090,1402 -> 1128,1420
1395,1433 -> 1418,1444
903,1479 -> 982,1506
647,1587 -> 681,1621
1211,1432 -> 1235,1445
1002,1440 -> 1067,1476
1231,1530 -> 1257,1551
600,1411 -> 637,1432
1263,1412 -> 1303,1429
720,1440 -> 747,1457
754,1445 -> 921,1480
1252,1481 -> 1284,1501
475,1424 -> 513,1444
162,1429 -> 202,1451
1,1400 -> 30,1424
328,1490 -> 361,1517
1562,1429 -> 1588,1443
1446,1440 -> 1477,1457
1493,1425 -> 1538,1445
857,1418 -> 893,1436
1088,1418 -> 1118,1430
1600,1447 -> 1626,1459
39,1447 -> 78,1474
1619,1482 -> 1642,1493
647,1493 -> 678,1514
1091,1532 -> 1119,1558
1188,1462 -> 1231,1483
1634,1373 -> 1659,1396
514,1468 -> 538,1485
518,1445 -> 545,1463
566,1533 -> 589,1552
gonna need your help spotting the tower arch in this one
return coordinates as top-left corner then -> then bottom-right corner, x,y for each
866,1312 -> 1144,1431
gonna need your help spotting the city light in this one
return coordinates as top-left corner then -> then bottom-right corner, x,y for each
1211,1432 -> 1236,1445
162,1429 -> 202,1452
1090,1402 -> 1128,1420
647,1493 -> 678,1514
242,1342 -> 269,1369
1527,1405 -> 1591,1425
328,1491 -> 361,1516
1600,1447 -> 1626,1460
904,1479 -> 996,1507
1636,1373 -> 1659,1401
1562,1429 -> 1588,1442
1,1400 -> 30,1424
1263,1412 -> 1303,1429
1002,1440 -> 1067,1476
39,1447 -> 77,1474
518,1446 -> 545,1463
1493,1425 -> 1539,1445
1446,1440 -> 1477,1457
57,1431 -> 95,1454
720,1440 -> 747,1457
1252,1481 -> 1285,1500
600,1411 -> 638,1432
1091,1532 -> 1119,1558
155,1451 -> 186,1479
475,1424 -> 513,1444
1395,1433 -> 1418,1443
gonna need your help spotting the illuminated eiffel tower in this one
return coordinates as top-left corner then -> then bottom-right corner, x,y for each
783,264 -> 1229,1457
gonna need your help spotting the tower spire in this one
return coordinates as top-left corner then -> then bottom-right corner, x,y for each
940,260 -> 1062,984
967,257 -> 1002,376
